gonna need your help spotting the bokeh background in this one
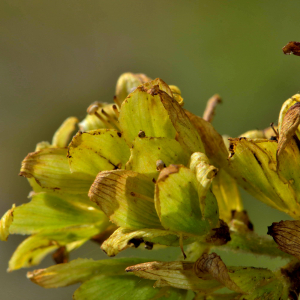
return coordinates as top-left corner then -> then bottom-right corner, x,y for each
1,0 -> 300,299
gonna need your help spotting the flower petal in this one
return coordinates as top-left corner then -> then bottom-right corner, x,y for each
0,204 -> 15,241
52,117 -> 78,148
89,170 -> 162,229
68,129 -> 130,177
19,148 -> 94,194
126,136 -> 190,180
119,85 -> 176,145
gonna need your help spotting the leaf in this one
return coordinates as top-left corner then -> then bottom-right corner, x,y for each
101,227 -> 195,257
9,192 -> 107,235
119,85 -> 176,146
73,275 -> 188,300
125,136 -> 190,180
19,148 -> 94,194
89,170 -> 162,230
155,164 -> 216,236
52,117 -> 78,148
68,129 -> 130,177
126,261 -> 222,292
27,258 -> 148,288
268,220 -> 300,260
8,225 -> 101,270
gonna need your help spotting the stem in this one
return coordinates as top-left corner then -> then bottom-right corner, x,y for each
215,231 -> 292,259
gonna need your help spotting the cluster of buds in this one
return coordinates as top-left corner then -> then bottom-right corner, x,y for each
1,72 -> 300,299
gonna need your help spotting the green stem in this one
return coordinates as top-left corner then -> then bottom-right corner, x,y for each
215,231 -> 292,259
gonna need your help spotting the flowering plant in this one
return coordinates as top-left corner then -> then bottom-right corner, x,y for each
1,71 -> 300,299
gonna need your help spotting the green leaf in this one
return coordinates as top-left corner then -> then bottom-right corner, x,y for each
0,204 -> 15,241
68,129 -> 130,177
27,258 -> 149,288
9,225 -> 101,270
73,275 -> 188,300
9,192 -> 107,235
119,86 -> 176,145
89,170 -> 162,230
126,136 -> 190,180
19,148 -> 93,194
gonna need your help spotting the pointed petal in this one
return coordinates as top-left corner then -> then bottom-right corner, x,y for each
27,258 -> 148,288
19,148 -> 94,194
73,275 -> 187,300
68,129 -> 130,177
126,261 -> 222,292
89,170 -> 162,229
0,204 -> 15,241
119,85 -> 176,145
9,192 -> 107,235
212,169 -> 243,223
126,136 -> 190,180
158,90 -> 205,154
101,227 -> 195,257
52,117 -> 78,148
185,110 -> 228,168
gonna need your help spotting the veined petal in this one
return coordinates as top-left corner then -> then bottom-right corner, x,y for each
101,227 -> 195,257
27,257 -> 148,288
89,170 -> 162,229
19,148 -> 94,194
8,225 -> 102,271
52,117 -> 78,148
68,129 -> 130,177
119,85 -> 176,145
155,163 -> 218,236
228,138 -> 300,218
125,136 -> 190,180
126,261 -> 222,292
73,275 -> 187,300
9,192 -> 107,235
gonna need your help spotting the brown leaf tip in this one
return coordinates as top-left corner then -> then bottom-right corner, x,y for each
283,41 -> 300,56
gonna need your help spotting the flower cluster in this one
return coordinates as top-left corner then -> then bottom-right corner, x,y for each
1,73 -> 300,299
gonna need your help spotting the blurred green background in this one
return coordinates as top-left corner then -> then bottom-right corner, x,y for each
0,0 -> 299,299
